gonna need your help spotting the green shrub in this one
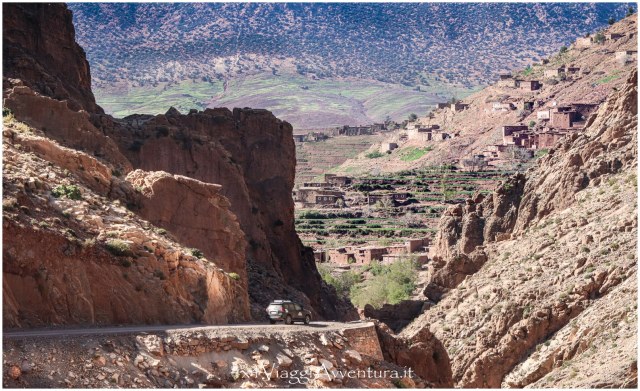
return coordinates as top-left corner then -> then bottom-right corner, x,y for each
105,239 -> 131,256
350,258 -> 419,308
365,151 -> 384,159
190,248 -> 204,259
51,184 -> 82,200
228,272 -> 240,280
318,264 -> 359,298
593,32 -> 605,44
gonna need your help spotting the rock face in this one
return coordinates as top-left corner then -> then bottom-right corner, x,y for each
363,300 -> 426,332
3,322 -> 431,388
424,174 -> 526,301
402,69 -> 638,387
127,169 -> 247,279
376,322 -> 453,387
2,3 -> 101,113
95,108 -> 349,319
1,2 -> 348,326
4,84 -> 130,173
3,125 -> 250,327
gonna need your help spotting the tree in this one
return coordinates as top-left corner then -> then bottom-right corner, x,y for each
529,120 -> 536,128
608,17 -> 616,25
559,46 -> 568,54
593,32 -> 605,44
408,113 -> 418,121
627,6 -> 635,17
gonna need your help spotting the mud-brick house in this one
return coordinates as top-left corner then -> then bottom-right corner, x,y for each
550,106 -> 579,128
615,50 -> 638,63
605,32 -> 624,41
518,80 -> 542,91
327,248 -> 356,264
537,110 -> 551,120
576,36 -> 593,47
497,74 -> 518,88
492,102 -> 515,112
293,134 -> 306,142
535,131 -> 568,149
313,250 -> 327,263
502,125 -> 529,144
324,174 -> 352,187
355,247 -> 387,264
544,68 -> 564,78
451,102 -> 469,112
483,144 -> 510,158
436,103 -> 449,109
295,188 -> 345,206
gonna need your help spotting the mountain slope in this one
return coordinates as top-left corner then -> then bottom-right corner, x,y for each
400,68 -> 637,387
333,14 -> 638,175
68,2 -> 632,128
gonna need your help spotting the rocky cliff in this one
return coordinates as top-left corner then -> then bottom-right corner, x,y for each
401,69 -> 638,387
2,3 -> 347,327
2,3 -> 101,114
91,107 -> 349,319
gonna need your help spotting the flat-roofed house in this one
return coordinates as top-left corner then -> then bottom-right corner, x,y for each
544,68 -> 564,78
518,80 -> 542,91
615,50 -> 638,63
576,36 -> 593,47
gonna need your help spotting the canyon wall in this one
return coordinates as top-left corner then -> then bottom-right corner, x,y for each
2,3 -> 101,113
2,3 -> 348,327
93,108 -> 350,319
401,69 -> 637,387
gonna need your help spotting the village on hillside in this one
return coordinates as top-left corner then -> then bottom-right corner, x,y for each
293,13 -> 638,306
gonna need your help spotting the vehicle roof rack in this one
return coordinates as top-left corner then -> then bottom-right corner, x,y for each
272,299 -> 292,303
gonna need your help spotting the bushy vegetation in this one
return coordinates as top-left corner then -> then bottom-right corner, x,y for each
105,239 -> 132,256
189,248 -> 204,258
350,258 -> 419,308
365,151 -> 385,159
318,264 -> 360,298
51,184 -> 82,200
228,272 -> 241,280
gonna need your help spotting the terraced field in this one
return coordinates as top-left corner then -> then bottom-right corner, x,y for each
296,167 -> 514,249
295,134 -> 384,186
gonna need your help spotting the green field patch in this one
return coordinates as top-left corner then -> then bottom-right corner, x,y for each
398,146 -> 434,162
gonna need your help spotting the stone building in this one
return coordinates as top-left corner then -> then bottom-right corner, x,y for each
518,80 -> 542,91
294,188 -> 345,206
324,174 -> 352,187
381,142 -> 398,152
615,50 -> 638,64
451,102 -> 469,112
576,36 -> 593,47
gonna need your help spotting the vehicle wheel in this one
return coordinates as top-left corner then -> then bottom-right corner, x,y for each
285,315 -> 293,325
269,319 -> 276,324
304,315 -> 311,325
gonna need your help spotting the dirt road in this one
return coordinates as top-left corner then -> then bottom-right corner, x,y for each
3,321 -> 373,339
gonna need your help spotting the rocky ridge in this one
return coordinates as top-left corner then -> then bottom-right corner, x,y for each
2,2 -> 350,328
399,68 -> 637,387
